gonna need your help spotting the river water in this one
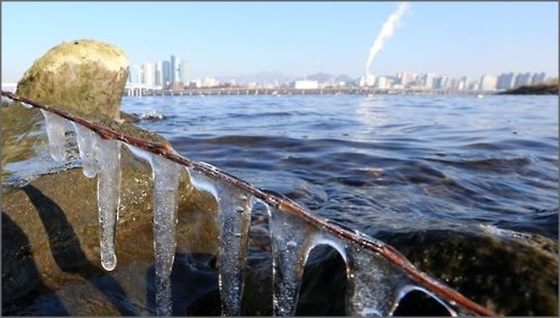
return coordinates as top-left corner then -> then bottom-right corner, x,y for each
123,94 -> 558,240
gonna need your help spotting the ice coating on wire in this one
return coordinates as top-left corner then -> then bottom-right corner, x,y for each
40,109 -> 69,162
72,122 -> 99,178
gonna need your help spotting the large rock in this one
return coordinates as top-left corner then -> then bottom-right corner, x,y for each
378,229 -> 558,316
16,39 -> 129,120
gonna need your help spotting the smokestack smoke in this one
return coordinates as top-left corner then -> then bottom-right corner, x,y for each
365,2 -> 410,82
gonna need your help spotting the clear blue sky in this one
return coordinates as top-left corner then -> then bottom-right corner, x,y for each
2,1 -> 558,82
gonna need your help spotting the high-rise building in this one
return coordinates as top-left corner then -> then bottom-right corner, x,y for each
447,78 -> 458,90
128,65 -> 141,84
142,62 -> 154,86
434,74 -> 450,90
162,61 -> 171,88
154,61 -> 163,86
376,76 -> 389,89
479,74 -> 497,91
422,73 -> 436,89
179,59 -> 188,84
497,72 -> 516,90
514,72 -> 532,88
457,76 -> 468,90
170,54 -> 180,84
397,71 -> 415,87
531,72 -> 547,85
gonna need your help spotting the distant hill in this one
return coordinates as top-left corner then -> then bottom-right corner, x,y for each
216,72 -> 296,85
305,73 -> 354,83
217,71 -> 355,85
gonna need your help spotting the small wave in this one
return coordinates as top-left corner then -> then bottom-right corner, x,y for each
226,111 -> 294,120
427,157 -> 532,174
135,109 -> 166,121
479,224 -> 532,240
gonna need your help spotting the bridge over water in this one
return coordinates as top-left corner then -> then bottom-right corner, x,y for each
3,82 -> 162,97
4,82 -> 494,98
1,82 -> 18,93
124,83 -> 163,96
125,87 -> 495,97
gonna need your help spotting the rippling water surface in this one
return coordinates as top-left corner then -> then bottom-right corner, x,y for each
122,94 -> 558,239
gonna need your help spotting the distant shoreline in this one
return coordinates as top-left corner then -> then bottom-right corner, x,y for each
497,82 -> 558,95
122,87 -> 502,97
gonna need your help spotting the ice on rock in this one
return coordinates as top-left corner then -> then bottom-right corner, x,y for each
150,154 -> 182,316
346,242 -> 409,316
186,166 -> 253,316
40,109 -> 70,162
94,135 -> 122,271
72,123 -> 99,178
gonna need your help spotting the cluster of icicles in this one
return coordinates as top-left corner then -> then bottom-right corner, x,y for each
37,107 -> 457,317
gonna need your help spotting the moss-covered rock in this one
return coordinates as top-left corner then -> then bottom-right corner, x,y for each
16,39 -> 128,120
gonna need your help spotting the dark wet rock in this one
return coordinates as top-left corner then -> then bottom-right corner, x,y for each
377,229 -> 558,316
119,111 -> 141,123
497,83 -> 559,95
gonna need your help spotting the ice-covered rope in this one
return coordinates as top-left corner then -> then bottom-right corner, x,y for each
1,90 -> 498,316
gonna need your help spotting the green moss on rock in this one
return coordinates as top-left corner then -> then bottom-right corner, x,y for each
16,39 -> 129,120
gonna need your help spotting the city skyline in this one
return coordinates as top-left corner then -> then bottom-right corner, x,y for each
124,57 -> 550,91
2,2 -> 558,82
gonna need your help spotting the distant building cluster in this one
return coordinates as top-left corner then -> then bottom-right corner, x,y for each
126,58 -> 550,92
359,71 -> 549,91
128,54 -> 188,89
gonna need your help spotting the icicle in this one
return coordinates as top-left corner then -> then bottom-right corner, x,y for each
186,166 -> 253,316
267,204 -> 320,316
124,144 -> 182,316
72,122 -> 99,178
215,184 -> 252,316
40,109 -> 69,162
346,241 -> 409,316
94,135 -> 121,271
151,154 -> 182,316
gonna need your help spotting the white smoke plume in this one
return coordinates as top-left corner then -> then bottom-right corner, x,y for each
364,2 -> 410,83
